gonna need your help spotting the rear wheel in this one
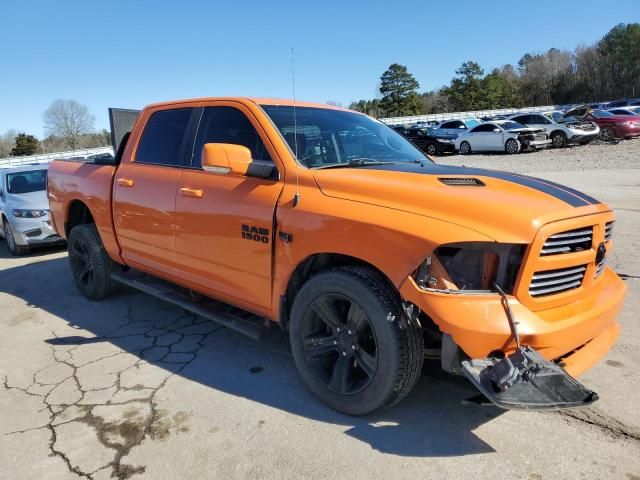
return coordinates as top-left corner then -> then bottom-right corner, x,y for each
551,131 -> 567,148
289,266 -> 424,415
3,220 -> 29,256
67,224 -> 118,300
459,141 -> 471,155
505,138 -> 519,154
599,126 -> 615,142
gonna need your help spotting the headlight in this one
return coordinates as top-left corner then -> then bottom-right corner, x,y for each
438,138 -> 455,144
12,209 -> 47,218
414,242 -> 526,293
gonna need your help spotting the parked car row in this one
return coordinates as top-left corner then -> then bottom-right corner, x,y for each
391,104 -> 640,156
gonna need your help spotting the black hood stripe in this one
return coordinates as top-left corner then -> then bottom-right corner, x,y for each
356,163 -> 600,208
510,173 -> 601,205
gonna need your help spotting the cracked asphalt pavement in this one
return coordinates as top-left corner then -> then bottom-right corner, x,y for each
2,148 -> 640,479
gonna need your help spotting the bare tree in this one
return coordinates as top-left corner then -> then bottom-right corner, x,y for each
43,99 -> 95,150
0,130 -> 18,158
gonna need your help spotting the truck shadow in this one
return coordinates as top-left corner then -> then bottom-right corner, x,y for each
1,253 -> 503,457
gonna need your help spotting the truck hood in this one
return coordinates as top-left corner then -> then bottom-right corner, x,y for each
7,190 -> 49,210
313,162 -> 605,243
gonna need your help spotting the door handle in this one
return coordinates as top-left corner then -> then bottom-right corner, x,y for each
180,187 -> 204,199
117,178 -> 134,187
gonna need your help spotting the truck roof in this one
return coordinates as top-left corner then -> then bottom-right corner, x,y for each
143,97 -> 350,112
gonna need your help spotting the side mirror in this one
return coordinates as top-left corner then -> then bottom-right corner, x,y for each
202,143 -> 252,176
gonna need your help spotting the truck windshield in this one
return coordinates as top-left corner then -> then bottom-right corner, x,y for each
262,105 -> 429,168
6,170 -> 47,194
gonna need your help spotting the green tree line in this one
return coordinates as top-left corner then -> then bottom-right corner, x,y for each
349,23 -> 640,117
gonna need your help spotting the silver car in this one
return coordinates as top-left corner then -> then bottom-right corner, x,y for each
0,165 -> 64,255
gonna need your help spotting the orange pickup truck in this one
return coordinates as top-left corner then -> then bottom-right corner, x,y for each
47,97 -> 626,414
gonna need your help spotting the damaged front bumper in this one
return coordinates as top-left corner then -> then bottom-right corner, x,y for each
461,346 -> 598,410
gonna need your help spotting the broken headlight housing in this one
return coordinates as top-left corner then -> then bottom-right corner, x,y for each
414,242 -> 526,293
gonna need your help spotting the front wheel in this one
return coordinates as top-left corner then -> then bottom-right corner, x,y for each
3,220 -> 29,256
67,224 -> 118,300
426,143 -> 438,156
459,141 -> 471,155
599,126 -> 615,142
551,132 -> 566,148
289,266 -> 424,415
505,138 -> 519,154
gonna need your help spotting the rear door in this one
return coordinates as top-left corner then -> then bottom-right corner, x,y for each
174,102 -> 284,311
527,114 -> 553,134
468,124 -> 497,150
113,106 -> 198,278
439,120 -> 465,136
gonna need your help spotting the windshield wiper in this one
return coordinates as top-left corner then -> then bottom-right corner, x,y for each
313,159 -> 396,170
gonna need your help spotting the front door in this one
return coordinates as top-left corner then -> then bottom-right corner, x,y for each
113,106 -> 197,278
175,104 -> 283,311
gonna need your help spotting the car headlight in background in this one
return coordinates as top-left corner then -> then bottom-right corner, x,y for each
12,209 -> 48,218
414,242 -> 526,293
438,138 -> 455,144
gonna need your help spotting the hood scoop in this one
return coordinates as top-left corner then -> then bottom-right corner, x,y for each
438,177 -> 485,186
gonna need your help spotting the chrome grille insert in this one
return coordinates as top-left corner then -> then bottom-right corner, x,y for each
541,227 -> 593,255
595,257 -> 607,278
529,265 -> 587,297
604,221 -> 614,242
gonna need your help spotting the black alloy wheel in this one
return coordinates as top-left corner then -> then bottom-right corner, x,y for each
289,266 -> 424,415
301,293 -> 378,395
68,234 -> 95,292
426,143 -> 438,156
67,224 -> 118,300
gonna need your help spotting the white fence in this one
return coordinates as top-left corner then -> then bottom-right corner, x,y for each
0,147 -> 114,168
380,104 -> 580,125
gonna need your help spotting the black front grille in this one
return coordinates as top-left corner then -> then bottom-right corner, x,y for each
541,227 -> 593,255
529,265 -> 587,297
604,221 -> 614,242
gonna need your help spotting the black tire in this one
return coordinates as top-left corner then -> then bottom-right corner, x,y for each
289,266 -> 424,415
599,126 -> 615,142
551,131 -> 567,148
459,141 -> 471,155
505,138 -> 519,154
3,220 -> 29,256
426,143 -> 438,156
67,224 -> 118,300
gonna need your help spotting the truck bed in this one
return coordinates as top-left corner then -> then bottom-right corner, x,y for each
47,159 -> 123,263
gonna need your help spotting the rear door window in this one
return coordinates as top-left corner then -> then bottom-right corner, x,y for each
135,108 -> 194,166
471,124 -> 495,133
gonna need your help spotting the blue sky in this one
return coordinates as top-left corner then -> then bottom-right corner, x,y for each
1,0 -> 639,137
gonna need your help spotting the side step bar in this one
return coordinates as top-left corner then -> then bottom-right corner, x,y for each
111,271 -> 267,340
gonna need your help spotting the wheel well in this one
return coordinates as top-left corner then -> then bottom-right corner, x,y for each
65,200 -> 95,237
550,129 -> 566,137
280,253 -> 396,329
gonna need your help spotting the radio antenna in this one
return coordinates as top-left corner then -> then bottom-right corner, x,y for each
291,47 -> 300,208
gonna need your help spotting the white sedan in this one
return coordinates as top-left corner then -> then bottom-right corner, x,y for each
455,120 -> 551,155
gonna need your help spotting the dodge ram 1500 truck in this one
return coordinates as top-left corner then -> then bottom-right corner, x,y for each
47,98 -> 627,415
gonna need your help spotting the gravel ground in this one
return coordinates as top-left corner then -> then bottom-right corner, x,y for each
1,144 -> 639,480
436,137 -> 640,172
